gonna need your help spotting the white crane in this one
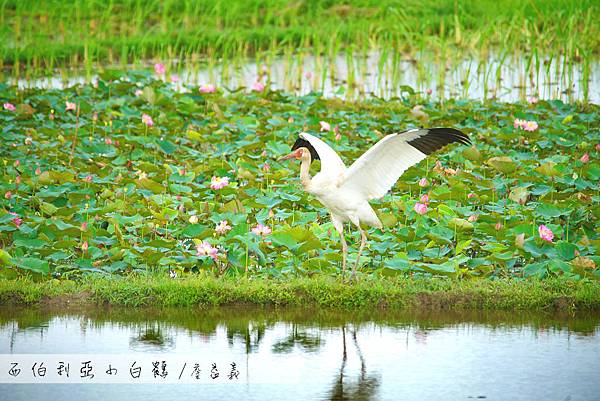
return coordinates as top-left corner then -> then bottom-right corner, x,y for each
279,128 -> 471,279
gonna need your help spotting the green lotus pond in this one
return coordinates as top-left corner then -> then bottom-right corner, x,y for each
0,72 -> 598,280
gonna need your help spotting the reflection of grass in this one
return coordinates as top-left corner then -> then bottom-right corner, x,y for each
2,298 -> 599,339
1,275 -> 600,311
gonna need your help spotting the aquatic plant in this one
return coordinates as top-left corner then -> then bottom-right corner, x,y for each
0,73 -> 598,281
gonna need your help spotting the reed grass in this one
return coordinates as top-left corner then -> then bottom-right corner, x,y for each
2,0 -> 598,77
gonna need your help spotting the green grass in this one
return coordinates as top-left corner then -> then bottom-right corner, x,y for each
1,275 -> 600,310
2,0 -> 598,79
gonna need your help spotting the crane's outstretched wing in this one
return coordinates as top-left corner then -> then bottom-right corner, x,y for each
293,132 -> 346,178
340,128 -> 470,200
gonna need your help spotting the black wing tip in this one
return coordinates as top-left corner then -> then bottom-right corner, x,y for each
407,127 -> 471,155
428,127 -> 471,145
291,136 -> 320,161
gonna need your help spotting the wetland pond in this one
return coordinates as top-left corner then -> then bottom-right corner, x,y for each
12,52 -> 600,103
0,306 -> 599,401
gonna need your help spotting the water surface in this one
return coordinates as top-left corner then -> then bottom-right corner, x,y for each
11,52 -> 600,103
1,306 -> 599,400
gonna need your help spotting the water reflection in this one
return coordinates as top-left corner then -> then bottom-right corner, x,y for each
227,320 -> 266,354
326,326 -> 380,401
272,325 -> 323,354
130,324 -> 175,351
1,306 -> 599,401
2,306 -> 599,348
10,52 -> 600,103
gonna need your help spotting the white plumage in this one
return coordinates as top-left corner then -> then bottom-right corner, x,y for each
280,128 -> 470,279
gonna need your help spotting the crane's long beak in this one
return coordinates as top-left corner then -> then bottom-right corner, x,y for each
278,152 -> 295,161
278,149 -> 302,161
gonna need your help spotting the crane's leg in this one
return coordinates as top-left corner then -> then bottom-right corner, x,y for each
332,216 -> 348,278
352,227 -> 367,280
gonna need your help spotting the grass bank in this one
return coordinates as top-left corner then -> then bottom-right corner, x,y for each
1,275 -> 599,311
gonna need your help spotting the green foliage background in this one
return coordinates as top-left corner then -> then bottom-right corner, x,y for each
0,72 -> 598,280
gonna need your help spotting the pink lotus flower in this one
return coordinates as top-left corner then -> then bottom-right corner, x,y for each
81,241 -> 89,252
467,192 -> 476,199
251,81 -> 265,92
468,214 -> 479,222
134,89 -> 144,97
9,212 -> 22,227
418,177 -> 428,187
304,71 -> 312,80
142,114 -> 154,127
199,84 -> 216,93
215,220 -> 232,235
426,88 -> 432,95
414,202 -> 427,215
170,74 -> 179,83
580,153 -> 589,163
523,121 -> 539,132
495,222 -> 503,231
4,191 -> 12,199
154,63 -> 165,75
105,137 -> 113,145
196,241 -> 218,260
333,125 -> 341,141
596,144 -> 600,151
420,194 -> 429,204
513,118 -> 526,129
538,224 -> 554,242
15,176 -> 21,185
262,162 -> 270,172
81,222 -> 88,231
210,176 -> 229,190
3,102 -> 15,112
35,167 -> 41,175
319,121 -> 331,132
513,118 -> 539,131
527,96 -> 539,104
65,101 -> 76,111
13,160 -> 19,167
252,223 -> 272,236
84,175 -> 93,183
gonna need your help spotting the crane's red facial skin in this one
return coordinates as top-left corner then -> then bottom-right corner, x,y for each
278,148 -> 304,161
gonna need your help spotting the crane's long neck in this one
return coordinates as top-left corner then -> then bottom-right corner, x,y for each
299,156 -> 312,189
